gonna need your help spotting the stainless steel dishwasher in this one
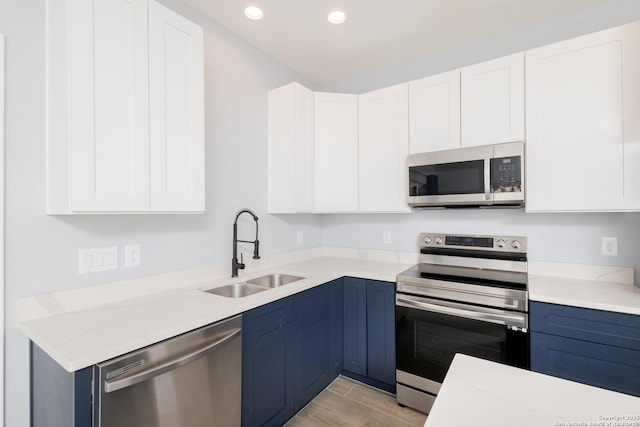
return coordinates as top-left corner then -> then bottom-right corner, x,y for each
94,314 -> 242,427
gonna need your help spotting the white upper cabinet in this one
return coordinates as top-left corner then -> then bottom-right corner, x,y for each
148,1 -> 205,212
267,83 -> 314,214
46,0 -> 204,213
358,83 -> 410,212
525,22 -> 640,212
461,53 -> 525,148
314,92 -> 359,213
409,70 -> 461,154
409,54 -> 523,154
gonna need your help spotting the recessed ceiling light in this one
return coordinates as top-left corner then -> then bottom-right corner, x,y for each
327,9 -> 347,25
244,5 -> 264,20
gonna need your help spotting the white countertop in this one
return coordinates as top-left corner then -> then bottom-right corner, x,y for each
18,248 -> 415,372
529,261 -> 640,315
425,354 -> 640,427
17,247 -> 640,372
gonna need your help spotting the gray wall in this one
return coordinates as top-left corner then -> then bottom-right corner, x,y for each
0,1 -> 322,425
321,211 -> 640,276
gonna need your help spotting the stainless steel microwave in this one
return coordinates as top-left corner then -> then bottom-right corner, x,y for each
408,141 -> 524,208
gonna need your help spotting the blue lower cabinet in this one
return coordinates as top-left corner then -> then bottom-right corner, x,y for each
343,277 -> 368,375
293,279 -> 343,410
366,280 -> 396,386
328,278 -> 344,377
242,279 -> 343,427
31,343 -> 93,427
342,278 -> 395,392
530,301 -> 640,397
242,298 -> 295,427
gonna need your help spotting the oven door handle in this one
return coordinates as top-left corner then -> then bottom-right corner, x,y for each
396,296 -> 526,328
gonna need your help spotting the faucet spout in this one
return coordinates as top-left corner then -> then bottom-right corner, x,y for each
232,209 -> 260,277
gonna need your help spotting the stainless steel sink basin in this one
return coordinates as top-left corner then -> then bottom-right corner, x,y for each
246,274 -> 305,288
201,274 -> 305,298
202,283 -> 268,298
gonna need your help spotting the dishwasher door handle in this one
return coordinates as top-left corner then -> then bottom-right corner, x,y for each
104,327 -> 242,393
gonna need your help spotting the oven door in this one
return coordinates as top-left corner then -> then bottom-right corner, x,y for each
395,294 -> 529,412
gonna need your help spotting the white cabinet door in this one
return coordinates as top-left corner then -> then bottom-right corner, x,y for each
526,22 -> 640,212
461,53 -> 524,148
267,82 -> 314,213
148,0 -> 205,212
409,70 -> 460,154
46,0 -> 205,213
358,83 -> 410,212
314,92 -> 358,212
67,0 -> 150,212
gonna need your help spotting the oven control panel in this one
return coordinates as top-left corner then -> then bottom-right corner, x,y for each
420,233 -> 527,253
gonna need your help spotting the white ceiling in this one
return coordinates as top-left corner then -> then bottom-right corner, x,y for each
183,0 -> 610,87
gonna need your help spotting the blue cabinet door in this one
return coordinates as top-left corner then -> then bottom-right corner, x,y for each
366,280 -> 396,386
342,278 -> 396,390
293,279 -> 343,411
293,285 -> 331,410
242,298 -> 295,427
531,331 -> 640,397
343,277 -> 367,375
328,278 -> 344,377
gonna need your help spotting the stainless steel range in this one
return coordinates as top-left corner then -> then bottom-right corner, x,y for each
395,233 -> 529,413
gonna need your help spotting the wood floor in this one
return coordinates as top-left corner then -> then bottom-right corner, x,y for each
285,376 -> 428,427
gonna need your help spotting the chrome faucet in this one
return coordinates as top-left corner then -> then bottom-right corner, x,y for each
232,208 -> 260,277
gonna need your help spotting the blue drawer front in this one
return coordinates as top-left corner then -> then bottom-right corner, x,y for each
530,301 -> 640,350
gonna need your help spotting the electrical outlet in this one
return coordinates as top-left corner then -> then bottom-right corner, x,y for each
125,244 -> 141,267
383,231 -> 392,245
602,237 -> 618,256
296,230 -> 304,244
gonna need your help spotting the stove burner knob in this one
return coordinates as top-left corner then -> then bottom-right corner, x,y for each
424,236 -> 432,245
496,239 -> 507,248
435,237 -> 443,245
511,240 -> 522,250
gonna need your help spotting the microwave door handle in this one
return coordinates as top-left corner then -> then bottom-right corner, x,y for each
484,151 -> 491,201
396,296 -> 526,328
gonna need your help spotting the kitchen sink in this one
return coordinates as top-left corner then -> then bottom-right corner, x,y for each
202,283 -> 268,298
201,274 -> 305,298
246,274 -> 305,288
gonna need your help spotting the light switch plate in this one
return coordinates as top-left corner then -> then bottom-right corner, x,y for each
79,247 -> 118,274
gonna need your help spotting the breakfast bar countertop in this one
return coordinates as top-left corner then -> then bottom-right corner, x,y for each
424,354 -> 640,427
